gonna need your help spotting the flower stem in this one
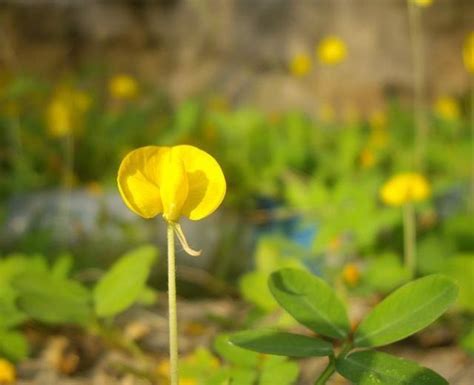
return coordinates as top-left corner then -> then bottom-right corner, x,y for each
167,223 -> 179,385
470,74 -> 474,212
403,202 -> 416,278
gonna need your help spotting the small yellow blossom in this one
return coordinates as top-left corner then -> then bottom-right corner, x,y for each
316,36 -> 347,65
180,379 -> 198,385
380,173 -> 430,207
0,359 -> 15,384
463,32 -> 474,74
109,74 -> 139,100
289,53 -> 312,77
46,88 -> 91,138
319,102 -> 335,123
434,97 -> 460,121
47,98 -> 72,137
342,264 -> 360,286
410,0 -> 433,7
369,110 -> 387,131
360,148 -> 376,169
117,145 -> 226,222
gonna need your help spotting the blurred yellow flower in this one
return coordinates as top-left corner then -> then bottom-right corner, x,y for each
410,0 -> 433,7
117,145 -> 226,222
46,88 -> 91,138
342,263 -> 360,286
463,32 -> 474,74
289,53 -> 312,77
319,102 -> 335,123
316,36 -> 347,65
109,74 -> 139,100
434,96 -> 460,121
47,98 -> 72,137
360,148 -> 376,169
0,359 -> 15,384
380,173 -> 430,207
369,110 -> 387,131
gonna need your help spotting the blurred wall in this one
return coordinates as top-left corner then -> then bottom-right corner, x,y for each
0,0 -> 472,114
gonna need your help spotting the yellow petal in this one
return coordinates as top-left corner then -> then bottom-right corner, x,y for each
160,148 -> 189,222
173,145 -> 226,220
117,146 -> 169,218
380,173 -> 430,206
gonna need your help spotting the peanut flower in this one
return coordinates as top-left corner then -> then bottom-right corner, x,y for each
463,32 -> 474,74
342,263 -> 360,287
316,36 -> 347,66
410,0 -> 433,7
434,97 -> 460,121
119,145 -> 225,385
117,144 -> 226,252
289,53 -> 311,77
109,74 -> 139,100
0,359 -> 15,384
380,173 -> 430,207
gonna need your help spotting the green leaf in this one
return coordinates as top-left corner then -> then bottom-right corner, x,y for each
239,271 -> 278,312
230,329 -> 332,357
0,329 -> 29,362
354,274 -> 458,348
0,286 -> 27,329
269,268 -> 350,339
214,334 -> 259,368
259,355 -> 299,385
93,245 -> 157,317
13,271 -> 92,325
51,253 -> 74,279
336,350 -> 448,385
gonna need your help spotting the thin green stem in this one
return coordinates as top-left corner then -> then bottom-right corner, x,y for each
403,203 -> 416,278
314,343 -> 352,385
314,356 -> 336,385
167,223 -> 179,385
59,132 -> 74,245
470,75 -> 474,211
407,1 -> 427,170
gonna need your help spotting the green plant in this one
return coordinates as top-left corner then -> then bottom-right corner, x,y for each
230,268 -> 458,385
0,245 -> 158,361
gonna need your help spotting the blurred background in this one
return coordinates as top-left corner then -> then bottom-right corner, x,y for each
0,0 -> 473,384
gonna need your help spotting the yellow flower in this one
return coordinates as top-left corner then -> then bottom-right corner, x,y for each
289,53 -> 311,77
316,36 -> 347,65
180,379 -> 198,385
0,359 -> 15,384
47,98 -> 73,137
342,264 -> 360,286
318,102 -> 335,123
360,148 -> 376,169
109,74 -> 139,100
380,173 -> 430,207
410,0 -> 433,7
117,145 -> 226,223
46,88 -> 91,138
434,97 -> 460,121
463,32 -> 474,74
369,110 -> 387,131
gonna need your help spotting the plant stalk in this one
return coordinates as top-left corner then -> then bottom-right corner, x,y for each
403,202 -> 416,278
314,356 -> 336,385
314,343 -> 352,385
167,223 -> 179,385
